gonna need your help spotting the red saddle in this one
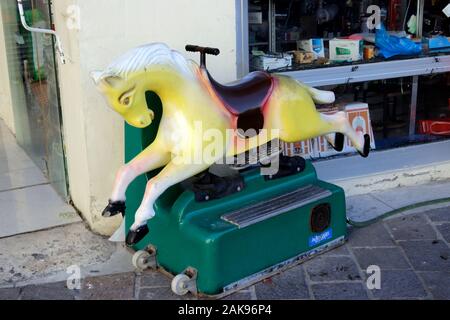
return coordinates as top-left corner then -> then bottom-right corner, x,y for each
207,71 -> 274,136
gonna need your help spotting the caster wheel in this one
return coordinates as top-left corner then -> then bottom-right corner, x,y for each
132,250 -> 152,270
171,274 -> 191,296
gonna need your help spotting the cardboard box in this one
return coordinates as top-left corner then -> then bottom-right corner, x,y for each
283,102 -> 376,159
291,51 -> 316,64
282,140 -> 314,158
297,39 -> 325,58
329,39 -> 363,62
345,102 -> 376,149
251,53 -> 293,71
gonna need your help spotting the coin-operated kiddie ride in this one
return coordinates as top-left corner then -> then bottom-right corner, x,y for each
92,43 -> 370,298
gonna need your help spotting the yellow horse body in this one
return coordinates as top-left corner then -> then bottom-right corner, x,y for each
92,43 -> 369,245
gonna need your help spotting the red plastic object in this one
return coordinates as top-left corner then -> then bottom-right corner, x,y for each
388,0 -> 402,31
418,119 -> 450,136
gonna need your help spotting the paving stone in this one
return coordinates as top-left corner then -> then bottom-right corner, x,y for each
80,273 -> 135,300
400,240 -> 450,271
418,272 -> 450,300
0,288 -> 21,300
254,266 -> 309,300
140,270 -> 171,288
436,223 -> 450,243
304,256 -> 361,282
222,290 -> 253,300
311,283 -> 369,300
386,214 -> 437,241
321,244 -> 350,256
139,286 -> 196,300
425,207 -> 450,223
348,222 -> 395,247
20,282 -> 77,300
370,270 -> 427,299
352,247 -> 410,270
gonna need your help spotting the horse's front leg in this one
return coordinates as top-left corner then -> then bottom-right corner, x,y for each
126,160 -> 211,246
103,140 -> 171,217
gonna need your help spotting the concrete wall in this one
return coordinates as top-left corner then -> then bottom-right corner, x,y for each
0,3 -> 16,134
51,0 -> 239,235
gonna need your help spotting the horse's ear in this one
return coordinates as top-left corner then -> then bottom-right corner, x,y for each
100,76 -> 124,88
103,76 -> 124,88
90,71 -> 124,89
90,71 -> 103,85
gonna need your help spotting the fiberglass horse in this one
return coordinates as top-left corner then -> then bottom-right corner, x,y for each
91,43 -> 370,246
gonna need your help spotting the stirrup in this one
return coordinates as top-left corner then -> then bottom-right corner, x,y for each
264,155 -> 306,181
185,171 -> 245,202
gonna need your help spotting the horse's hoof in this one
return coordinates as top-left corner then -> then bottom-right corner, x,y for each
358,134 -> 371,158
333,133 -> 345,152
126,225 -> 149,246
102,200 -> 126,218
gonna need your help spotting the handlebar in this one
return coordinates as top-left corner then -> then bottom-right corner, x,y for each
185,45 -> 220,68
185,45 -> 220,56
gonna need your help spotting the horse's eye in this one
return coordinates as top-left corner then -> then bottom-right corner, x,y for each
123,97 -> 130,105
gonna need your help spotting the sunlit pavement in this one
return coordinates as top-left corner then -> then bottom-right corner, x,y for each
1,204 -> 449,300
1,119 -> 449,300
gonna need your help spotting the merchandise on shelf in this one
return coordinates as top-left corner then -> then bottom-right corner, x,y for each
297,39 -> 325,58
251,52 -> 293,71
283,102 -> 376,159
329,39 -> 364,62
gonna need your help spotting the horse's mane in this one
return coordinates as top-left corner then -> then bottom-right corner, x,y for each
99,43 -> 195,80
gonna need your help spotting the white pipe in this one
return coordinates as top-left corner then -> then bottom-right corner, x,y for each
416,0 -> 424,38
17,0 -> 66,64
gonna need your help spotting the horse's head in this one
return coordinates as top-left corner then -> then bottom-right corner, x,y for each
91,43 -> 197,129
91,71 -> 154,128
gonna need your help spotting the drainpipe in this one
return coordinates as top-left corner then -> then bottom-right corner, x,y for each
17,0 -> 66,64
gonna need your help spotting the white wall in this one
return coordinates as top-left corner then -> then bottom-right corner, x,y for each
52,0 -> 239,234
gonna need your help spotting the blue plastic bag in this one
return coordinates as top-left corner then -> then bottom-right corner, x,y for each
375,24 -> 422,58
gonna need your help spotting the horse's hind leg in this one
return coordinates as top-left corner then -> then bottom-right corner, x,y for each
320,112 -> 370,157
297,82 -> 335,104
325,133 -> 345,152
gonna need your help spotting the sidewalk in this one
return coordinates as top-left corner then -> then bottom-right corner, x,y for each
1,203 -> 449,300
1,118 -> 449,300
0,120 -> 80,238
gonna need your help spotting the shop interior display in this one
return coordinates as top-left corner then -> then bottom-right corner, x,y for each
248,0 -> 450,152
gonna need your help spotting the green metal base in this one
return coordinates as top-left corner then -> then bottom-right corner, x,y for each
126,162 -> 347,295
124,96 -> 347,296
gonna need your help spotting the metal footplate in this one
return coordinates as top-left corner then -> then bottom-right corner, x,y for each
221,184 -> 332,229
228,139 -> 282,171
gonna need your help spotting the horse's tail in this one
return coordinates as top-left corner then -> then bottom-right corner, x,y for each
296,80 -> 335,104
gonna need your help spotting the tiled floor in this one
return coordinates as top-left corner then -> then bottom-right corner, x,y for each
2,205 -> 449,300
0,120 -> 80,238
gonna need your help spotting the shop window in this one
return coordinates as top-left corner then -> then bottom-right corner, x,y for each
248,0 -> 450,155
248,0 -> 450,72
280,74 -> 450,161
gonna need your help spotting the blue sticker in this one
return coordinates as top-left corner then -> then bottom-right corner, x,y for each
309,228 -> 333,247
